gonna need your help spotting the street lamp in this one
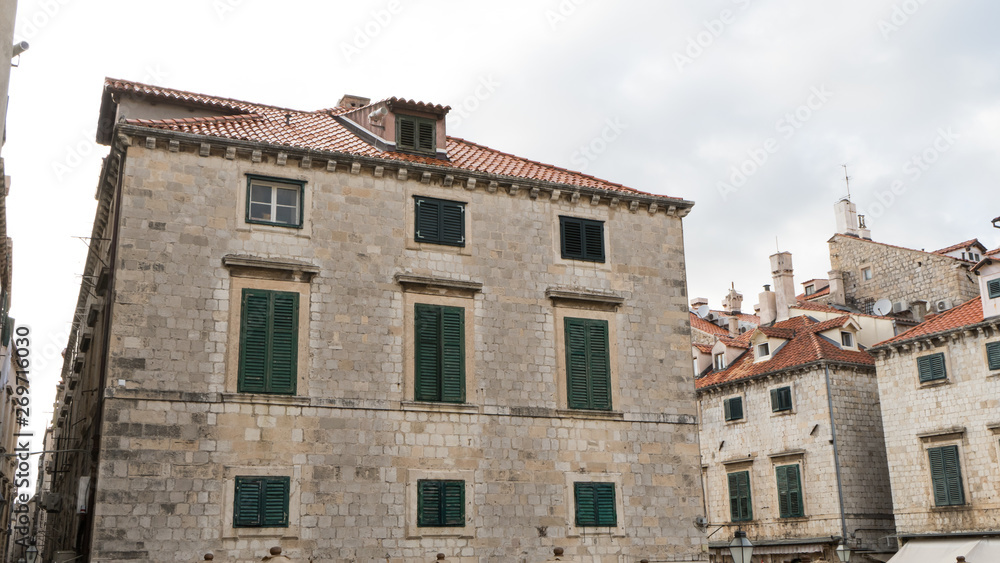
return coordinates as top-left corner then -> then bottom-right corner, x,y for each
835,540 -> 851,562
728,530 -> 754,563
25,542 -> 38,563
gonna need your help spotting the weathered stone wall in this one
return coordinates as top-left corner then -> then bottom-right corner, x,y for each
828,235 -> 978,311
875,330 -> 1000,535
90,142 -> 706,562
698,364 -> 893,549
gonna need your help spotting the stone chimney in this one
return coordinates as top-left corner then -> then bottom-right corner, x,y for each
911,299 -> 928,323
828,270 -> 846,305
723,287 -> 743,314
834,199 -> 860,237
770,252 -> 796,322
758,285 -> 777,325
690,297 -> 709,310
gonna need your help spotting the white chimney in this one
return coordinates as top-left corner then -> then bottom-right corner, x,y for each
758,285 -> 777,325
828,270 -> 846,305
770,252 -> 795,322
834,199 -> 860,237
723,287 -> 743,314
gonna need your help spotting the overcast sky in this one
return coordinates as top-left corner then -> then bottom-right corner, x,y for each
5,0 -> 1000,466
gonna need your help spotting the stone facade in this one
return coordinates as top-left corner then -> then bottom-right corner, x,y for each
827,234 -> 979,315
871,315 -> 1000,536
42,82 -> 707,562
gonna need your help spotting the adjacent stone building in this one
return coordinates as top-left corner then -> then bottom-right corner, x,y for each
41,78 -> 708,562
694,254 -> 895,563
868,247 -> 1000,560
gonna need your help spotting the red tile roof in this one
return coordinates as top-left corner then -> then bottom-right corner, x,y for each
108,78 -> 675,198
795,285 -> 831,301
690,313 -> 729,337
874,297 -> 984,347
933,238 -> 986,256
695,315 -> 874,390
693,343 -> 715,354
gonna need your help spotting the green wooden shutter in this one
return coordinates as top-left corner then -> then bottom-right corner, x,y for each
262,477 -> 290,527
574,483 -> 597,526
917,353 -> 947,382
776,466 -> 790,517
1,316 -> 13,347
414,304 -> 442,401
566,318 -> 591,409
398,117 -> 416,150
440,201 -> 465,246
442,480 -> 465,526
415,197 -> 441,243
929,446 -> 964,506
239,289 -> 270,393
986,342 -> 1000,371
724,398 -> 733,421
561,218 -> 584,259
728,471 -> 752,521
989,278 -> 1000,299
417,121 -> 436,152
928,447 -> 949,505
770,388 -> 780,411
234,477 -> 263,527
786,465 -> 803,517
595,483 -> 617,526
269,292 -> 298,394
725,397 -> 743,421
728,473 -> 741,521
587,320 -> 611,410
417,480 -> 441,527
583,221 -> 605,261
440,307 -> 465,403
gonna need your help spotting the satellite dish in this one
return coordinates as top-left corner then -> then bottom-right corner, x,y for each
696,305 -> 711,318
873,298 -> 893,316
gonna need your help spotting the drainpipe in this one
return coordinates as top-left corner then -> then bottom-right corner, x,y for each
824,365 -> 848,546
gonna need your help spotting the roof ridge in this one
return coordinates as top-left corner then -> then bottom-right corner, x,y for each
832,233 -> 975,264
106,77 -> 306,115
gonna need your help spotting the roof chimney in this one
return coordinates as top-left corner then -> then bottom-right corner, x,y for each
828,270 -> 846,305
770,252 -> 795,322
834,199 -> 860,237
338,94 -> 371,109
758,285 -> 777,325
723,287 -> 743,315
690,297 -> 709,310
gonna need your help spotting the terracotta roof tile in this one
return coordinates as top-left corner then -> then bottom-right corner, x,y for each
695,315 -> 874,390
109,78 -> 677,198
690,313 -> 728,336
795,286 -> 830,301
875,297 -> 984,347
693,343 -> 715,354
807,315 -> 852,333
933,238 -> 985,256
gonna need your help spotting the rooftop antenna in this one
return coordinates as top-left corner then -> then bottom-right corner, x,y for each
842,164 -> 851,200
776,236 -> 780,253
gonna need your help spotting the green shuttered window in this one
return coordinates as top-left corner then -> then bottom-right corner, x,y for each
565,317 -> 611,411
417,480 -> 465,527
574,482 -> 617,527
397,114 -> 436,155
724,396 -> 743,421
728,471 -> 752,522
239,289 -> 299,394
560,216 -> 605,262
917,353 -> 947,383
770,386 -> 792,412
989,278 -> 1000,299
987,342 -> 1000,371
928,445 -> 964,506
414,196 -> 465,247
415,304 -> 465,403
234,476 -> 290,527
775,464 -> 804,518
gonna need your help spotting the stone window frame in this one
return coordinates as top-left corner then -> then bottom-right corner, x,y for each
221,464 -> 301,540
917,433 -> 969,510
723,395 -> 745,424
405,469 -> 475,539
861,266 -> 873,281
237,170 -> 313,238
769,452 -> 807,520
769,384 -> 794,416
399,277 -> 480,414
225,273 -> 312,397
550,204 -> 612,272
984,339 -> 1000,374
564,472 -> 626,538
404,185 -> 473,256
245,174 -> 305,229
552,304 -> 622,418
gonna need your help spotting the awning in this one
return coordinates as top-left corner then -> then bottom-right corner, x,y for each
887,538 -> 1000,563
709,543 -> 827,555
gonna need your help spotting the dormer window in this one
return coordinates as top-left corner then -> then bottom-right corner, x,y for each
396,114 -> 436,155
804,284 -> 815,296
841,331 -> 853,348
714,353 -> 726,370
989,278 -> 1000,299
757,343 -> 770,358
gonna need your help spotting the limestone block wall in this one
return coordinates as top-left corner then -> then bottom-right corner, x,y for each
88,142 -> 706,562
828,235 -> 978,310
875,331 -> 1000,534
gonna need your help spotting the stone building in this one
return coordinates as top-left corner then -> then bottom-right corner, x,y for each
825,199 -> 980,318
868,247 -> 1000,560
693,252 -> 896,563
40,78 -> 707,562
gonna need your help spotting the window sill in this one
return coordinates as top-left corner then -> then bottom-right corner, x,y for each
223,527 -> 298,540
406,526 -> 473,539
778,516 -> 808,522
221,393 -> 311,406
401,401 -> 479,415
236,222 -> 312,239
566,528 -> 625,539
556,409 -> 624,421
724,418 -> 746,425
770,409 -> 795,417
918,378 -> 951,389
930,504 -> 970,512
